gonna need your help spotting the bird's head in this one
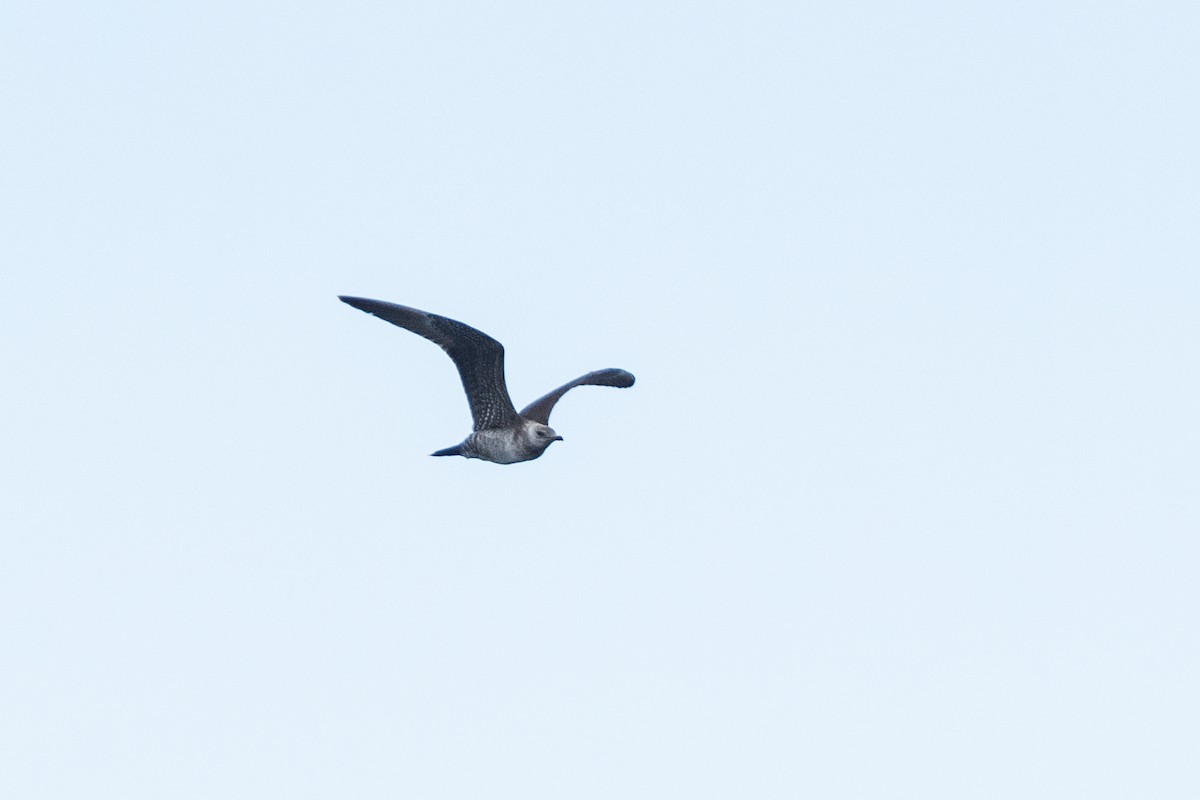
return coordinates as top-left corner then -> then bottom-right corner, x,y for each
526,422 -> 564,453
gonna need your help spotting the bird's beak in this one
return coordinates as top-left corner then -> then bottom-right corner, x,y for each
553,436 -> 564,442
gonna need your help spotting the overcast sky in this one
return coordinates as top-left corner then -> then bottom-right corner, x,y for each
2,2 -> 1198,798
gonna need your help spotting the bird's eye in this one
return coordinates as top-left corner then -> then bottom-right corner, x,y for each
537,430 -> 546,437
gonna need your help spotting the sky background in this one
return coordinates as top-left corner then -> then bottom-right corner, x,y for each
2,1 -> 1198,797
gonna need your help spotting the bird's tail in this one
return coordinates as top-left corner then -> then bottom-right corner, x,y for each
430,444 -> 464,457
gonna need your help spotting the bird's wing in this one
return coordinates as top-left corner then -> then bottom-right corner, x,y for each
519,368 -> 635,424
339,296 -> 519,430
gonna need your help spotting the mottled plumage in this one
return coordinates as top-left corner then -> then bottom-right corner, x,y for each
339,296 -> 635,464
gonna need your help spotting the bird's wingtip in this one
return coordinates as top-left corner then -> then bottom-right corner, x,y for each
339,295 -> 376,313
601,368 -> 635,388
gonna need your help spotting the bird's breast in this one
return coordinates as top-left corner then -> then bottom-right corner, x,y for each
465,428 -> 538,465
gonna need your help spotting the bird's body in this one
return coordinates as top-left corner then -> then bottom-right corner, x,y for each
440,420 -> 560,465
339,296 -> 634,464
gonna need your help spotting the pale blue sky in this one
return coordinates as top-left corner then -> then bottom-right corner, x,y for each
2,1 -> 1198,798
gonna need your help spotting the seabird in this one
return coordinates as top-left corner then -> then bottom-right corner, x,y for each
339,296 -> 635,464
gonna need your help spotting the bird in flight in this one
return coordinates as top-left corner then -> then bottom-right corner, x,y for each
339,296 -> 635,464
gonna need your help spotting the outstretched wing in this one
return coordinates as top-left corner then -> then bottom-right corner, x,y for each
519,368 -> 635,424
339,296 -> 519,430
